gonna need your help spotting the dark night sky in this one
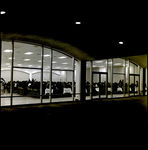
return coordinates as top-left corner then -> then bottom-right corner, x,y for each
0,2 -> 148,59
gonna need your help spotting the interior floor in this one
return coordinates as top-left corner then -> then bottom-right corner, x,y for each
1,92 -> 146,106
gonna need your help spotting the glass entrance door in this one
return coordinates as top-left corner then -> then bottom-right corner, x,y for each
129,74 -> 140,96
92,72 -> 107,99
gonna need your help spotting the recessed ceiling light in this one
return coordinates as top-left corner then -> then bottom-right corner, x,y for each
8,57 -> 15,59
24,52 -> 33,55
98,66 -> 104,67
62,62 -> 68,64
6,63 -> 10,65
114,63 -> 122,66
119,41 -> 123,44
0,11 -> 6,14
64,67 -> 69,69
58,56 -> 67,59
75,22 -> 81,24
24,59 -> 30,61
52,61 -> 57,63
95,61 -> 103,63
38,60 -> 41,62
28,65 -> 33,67
4,49 -> 12,52
44,54 -> 50,57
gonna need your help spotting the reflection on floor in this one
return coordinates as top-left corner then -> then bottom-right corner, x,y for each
1,92 -> 147,106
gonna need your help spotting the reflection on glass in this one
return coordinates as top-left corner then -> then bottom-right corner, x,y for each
14,42 -> 42,68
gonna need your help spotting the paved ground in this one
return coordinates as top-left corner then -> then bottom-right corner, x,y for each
0,96 -> 147,146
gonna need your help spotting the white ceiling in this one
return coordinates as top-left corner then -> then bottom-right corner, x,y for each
2,41 -> 147,74
2,41 -> 74,72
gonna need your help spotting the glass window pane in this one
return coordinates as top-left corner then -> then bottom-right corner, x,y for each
113,58 -> 125,73
92,74 -> 99,99
135,76 -> 139,95
135,65 -> 139,74
1,41 -> 12,97
51,71 -> 73,102
130,62 -> 135,74
52,50 -> 72,70
13,68 -> 41,105
75,60 -> 80,101
86,61 -> 90,100
113,74 -> 124,98
14,42 -> 41,68
43,47 -> 51,103
93,59 -> 107,72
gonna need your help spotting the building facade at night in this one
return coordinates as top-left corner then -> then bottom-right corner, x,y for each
0,33 -> 147,107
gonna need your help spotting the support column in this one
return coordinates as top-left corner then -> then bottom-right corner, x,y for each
40,45 -> 44,103
75,60 -> 81,100
10,40 -> 14,106
90,61 -> 93,99
80,60 -> 86,101
143,68 -> 146,96
0,32 -> 2,106
72,57 -> 75,101
49,48 -> 53,102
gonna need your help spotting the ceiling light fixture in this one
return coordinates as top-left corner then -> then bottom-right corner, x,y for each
8,57 -> 15,59
62,62 -> 68,64
119,41 -> 123,44
58,56 -> 67,59
0,11 -> 6,14
75,22 -> 81,24
24,52 -> 33,55
95,61 -> 103,63
44,54 -> 50,57
4,49 -> 12,52
24,59 -> 30,61
114,63 -> 122,66
52,61 -> 57,63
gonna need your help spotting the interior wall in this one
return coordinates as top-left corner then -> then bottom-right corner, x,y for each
140,68 -> 143,92
1,70 -> 11,82
1,70 -> 29,82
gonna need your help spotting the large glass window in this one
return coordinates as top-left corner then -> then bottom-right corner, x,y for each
42,47 -> 51,103
113,58 -> 125,98
51,50 -> 73,103
12,41 -> 42,105
93,60 -> 107,72
14,42 -> 41,68
1,41 -> 12,106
